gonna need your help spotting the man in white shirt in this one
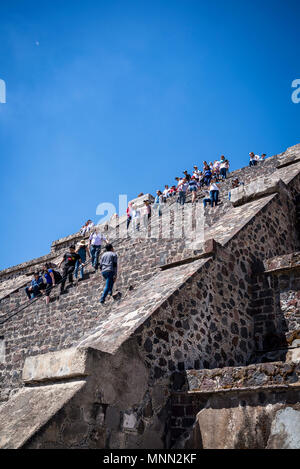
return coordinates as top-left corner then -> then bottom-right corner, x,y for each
89,229 -> 107,271
209,179 -> 219,207
193,166 -> 201,181
249,152 -> 260,167
132,205 -> 141,232
219,156 -> 229,179
162,185 -> 170,201
177,178 -> 189,205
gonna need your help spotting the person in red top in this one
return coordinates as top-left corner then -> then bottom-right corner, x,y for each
126,202 -> 133,230
168,185 -> 177,197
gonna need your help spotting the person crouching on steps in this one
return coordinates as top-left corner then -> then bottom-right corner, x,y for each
99,244 -> 118,304
24,272 -> 44,300
59,245 -> 82,294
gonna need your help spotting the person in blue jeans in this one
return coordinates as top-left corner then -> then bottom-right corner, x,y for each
153,190 -> 163,217
209,179 -> 219,207
25,272 -> 44,300
177,178 -> 188,206
74,240 -> 90,280
99,244 -> 118,304
89,230 -> 106,271
202,190 -> 212,208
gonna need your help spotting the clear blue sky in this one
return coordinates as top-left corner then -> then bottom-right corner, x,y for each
0,0 -> 299,270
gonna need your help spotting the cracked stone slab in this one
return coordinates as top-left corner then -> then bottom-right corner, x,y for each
267,407 -> 300,449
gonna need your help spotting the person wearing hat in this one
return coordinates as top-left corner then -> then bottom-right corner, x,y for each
75,240 -> 90,280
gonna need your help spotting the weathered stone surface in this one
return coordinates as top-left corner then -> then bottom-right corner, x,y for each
105,406 -> 121,430
277,143 -> 300,168
230,176 -> 286,207
267,407 -> 300,448
78,258 -> 209,354
186,362 -> 300,392
264,251 -> 300,274
22,347 -> 90,383
195,402 -> 274,449
128,193 -> 155,208
230,157 -> 300,207
0,381 -> 85,449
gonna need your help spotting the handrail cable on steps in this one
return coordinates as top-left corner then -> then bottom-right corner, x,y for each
0,238 -> 125,326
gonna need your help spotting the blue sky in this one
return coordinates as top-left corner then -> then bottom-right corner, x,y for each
0,0 -> 299,270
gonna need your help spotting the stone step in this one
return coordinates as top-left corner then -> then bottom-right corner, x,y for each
252,346 -> 300,364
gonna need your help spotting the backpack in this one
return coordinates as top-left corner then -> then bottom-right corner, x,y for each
53,270 -> 62,283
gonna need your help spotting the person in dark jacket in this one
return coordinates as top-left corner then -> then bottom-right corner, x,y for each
99,244 -> 118,304
58,245 -> 82,294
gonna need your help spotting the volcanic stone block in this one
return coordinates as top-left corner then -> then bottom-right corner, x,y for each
0,381 -> 85,449
230,177 -> 287,207
22,347 -> 90,383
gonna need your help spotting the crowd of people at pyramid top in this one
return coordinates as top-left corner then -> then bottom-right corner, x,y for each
23,151 -> 267,306
127,152 -> 267,218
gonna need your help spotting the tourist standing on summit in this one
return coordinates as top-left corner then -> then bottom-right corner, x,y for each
219,156 -> 229,180
141,200 -> 151,229
153,190 -> 163,216
177,178 -> 188,205
132,204 -> 141,232
99,244 -> 118,304
89,229 -> 106,271
126,202 -> 133,230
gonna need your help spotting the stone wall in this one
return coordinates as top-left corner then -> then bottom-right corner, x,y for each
253,253 -> 300,352
135,187 -> 300,380
1,345 -> 169,449
0,235 -> 193,402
